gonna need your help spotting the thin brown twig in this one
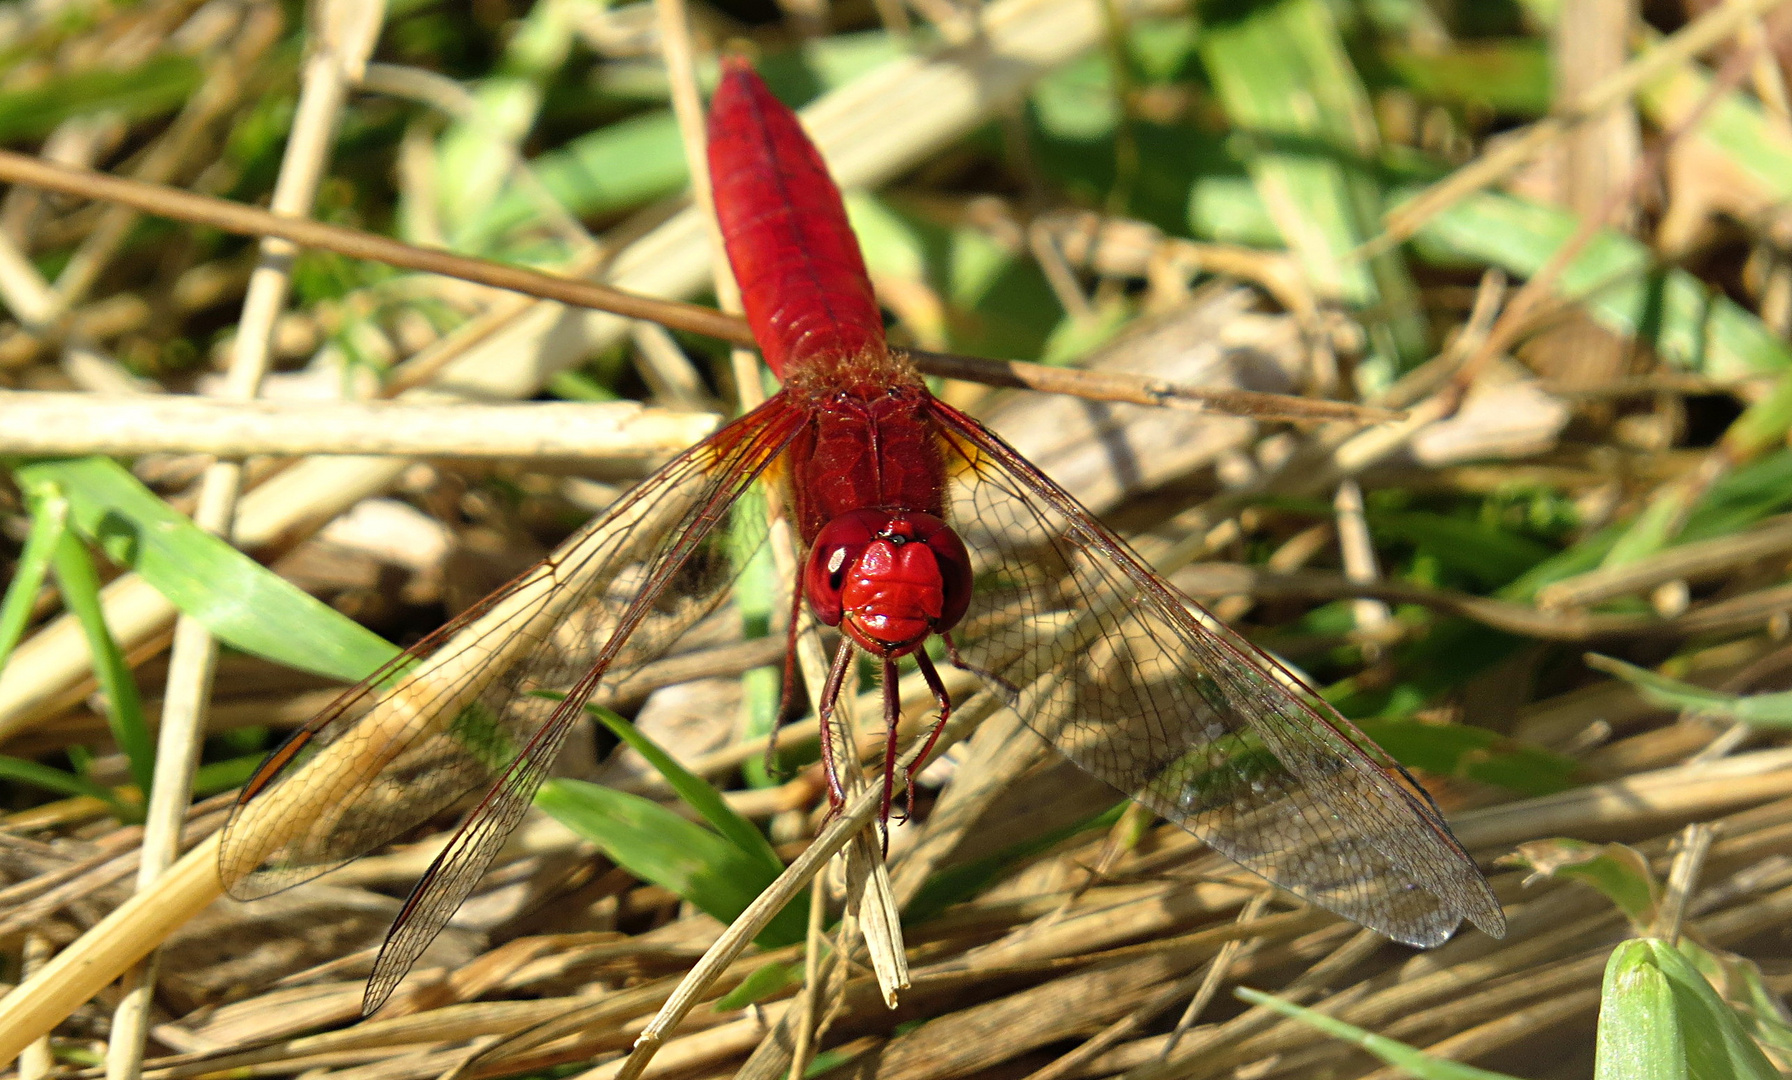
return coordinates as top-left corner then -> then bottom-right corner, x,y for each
0,149 -> 1398,424
0,149 -> 746,341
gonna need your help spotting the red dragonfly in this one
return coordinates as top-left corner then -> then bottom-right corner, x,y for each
220,58 -> 1504,1014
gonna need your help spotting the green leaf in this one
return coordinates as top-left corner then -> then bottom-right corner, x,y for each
1038,297 -> 1135,367
582,706 -> 783,878
478,33 -> 910,254
1236,986 -> 1522,1079
0,754 -> 137,819
1505,449 -> 1792,604
1597,939 -> 1779,1080
11,457 -> 398,684
191,754 -> 265,798
1586,654 -> 1792,728
729,486 -> 784,791
846,192 -> 1060,362
1511,839 -> 1658,930
49,527 -> 153,799
535,778 -> 807,946
714,958 -> 804,1010
0,486 -> 68,672
1637,54 -> 1792,214
476,110 -> 688,246
1676,940 -> 1792,1056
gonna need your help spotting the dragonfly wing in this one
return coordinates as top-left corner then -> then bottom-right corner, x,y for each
929,400 -> 1504,946
220,397 -> 801,914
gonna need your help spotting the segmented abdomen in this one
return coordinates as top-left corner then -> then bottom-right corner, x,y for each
707,58 -> 887,379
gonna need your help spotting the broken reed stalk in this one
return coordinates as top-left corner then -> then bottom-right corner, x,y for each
0,149 -> 1397,425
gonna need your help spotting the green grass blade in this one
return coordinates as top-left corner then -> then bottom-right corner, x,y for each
192,754 -> 266,798
1235,986 -> 1522,1079
729,486 -> 784,791
582,705 -> 783,878
0,486 -> 68,672
48,528 -> 154,798
1638,48 -> 1792,214
1657,938 -> 1781,1080
1357,720 -> 1577,797
535,778 -> 807,946
1586,654 -> 1792,727
0,754 -> 138,819
1382,39 -> 1550,116
1676,941 -> 1792,1056
0,55 -> 201,143
12,457 -> 397,683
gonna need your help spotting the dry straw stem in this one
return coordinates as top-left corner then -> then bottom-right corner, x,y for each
0,0 -> 1239,744
0,393 -> 720,459
0,830 -> 224,1067
1445,29 -> 1759,408
219,468 -> 698,880
107,7 -> 389,1077
0,0 -> 1334,1057
59,790 -> 1792,1080
1450,745 -> 1792,850
1535,512 -> 1792,609
0,149 -> 743,345
48,6 -> 286,320
1370,0 -> 1792,254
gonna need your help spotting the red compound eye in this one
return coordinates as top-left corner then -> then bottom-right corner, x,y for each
802,509 -> 973,655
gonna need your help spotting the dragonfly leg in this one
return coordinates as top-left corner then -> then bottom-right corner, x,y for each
816,636 -> 856,820
942,631 -> 969,671
903,649 -> 953,822
764,584 -> 808,781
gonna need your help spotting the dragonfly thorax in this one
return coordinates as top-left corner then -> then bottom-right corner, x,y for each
802,508 -> 972,657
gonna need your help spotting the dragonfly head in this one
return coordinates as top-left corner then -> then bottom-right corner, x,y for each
803,509 -> 973,657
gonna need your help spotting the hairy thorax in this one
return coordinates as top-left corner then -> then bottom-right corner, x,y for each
780,348 -> 947,545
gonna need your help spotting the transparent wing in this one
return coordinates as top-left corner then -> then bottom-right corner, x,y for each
929,400 -> 1504,946
220,397 -> 802,985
